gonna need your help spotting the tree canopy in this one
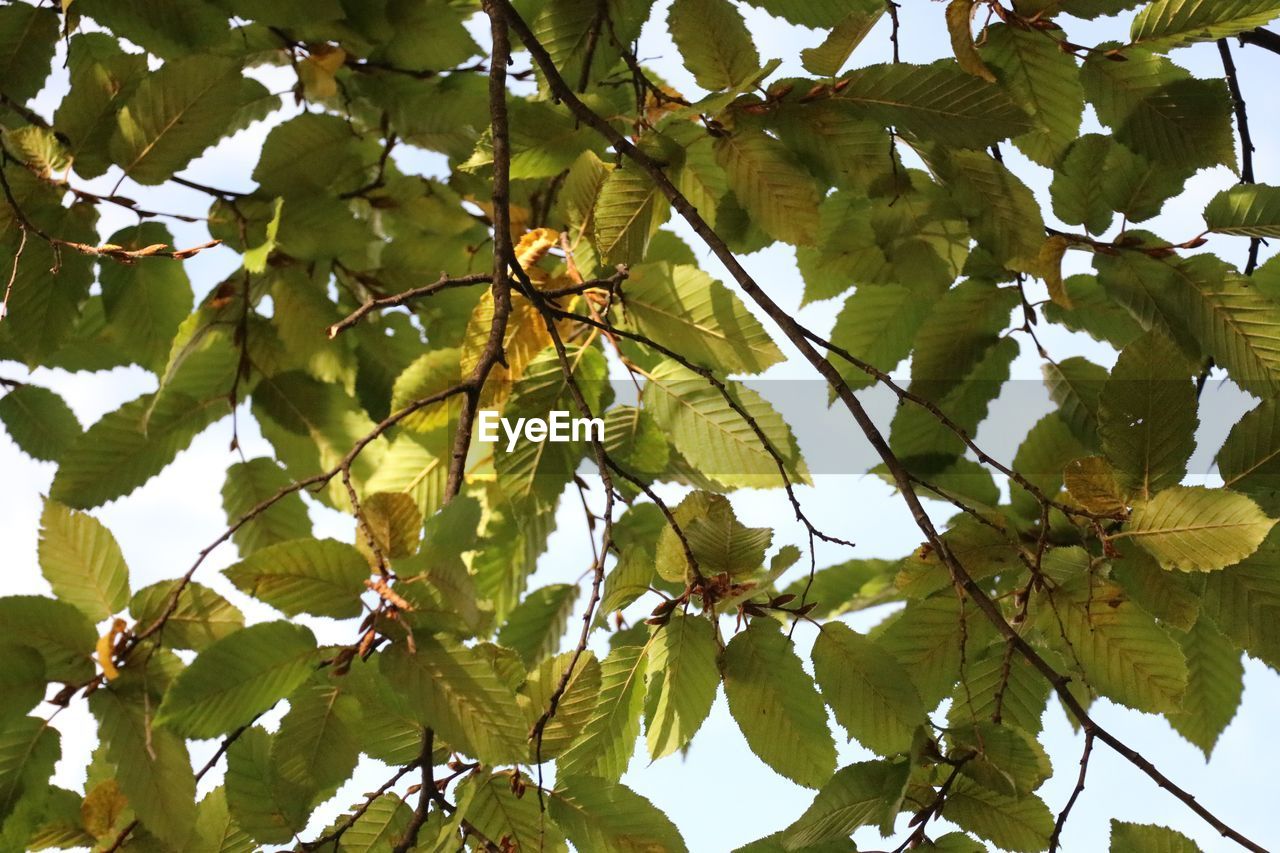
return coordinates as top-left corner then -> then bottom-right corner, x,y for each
2,0 -> 1280,850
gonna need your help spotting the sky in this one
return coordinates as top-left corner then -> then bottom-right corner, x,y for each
2,1 -> 1279,850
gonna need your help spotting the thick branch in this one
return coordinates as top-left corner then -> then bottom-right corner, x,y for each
1239,27 -> 1280,55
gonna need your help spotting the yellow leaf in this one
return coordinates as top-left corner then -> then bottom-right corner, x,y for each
1038,235 -> 1072,308
946,0 -> 997,83
300,44 -> 346,101
95,618 -> 126,681
460,290 -> 556,411
515,227 -> 560,270
1064,456 -> 1127,516
82,780 -> 129,839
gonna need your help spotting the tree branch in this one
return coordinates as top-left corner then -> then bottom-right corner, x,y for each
1217,38 -> 1261,275
1050,727 -> 1096,851
1239,27 -> 1280,55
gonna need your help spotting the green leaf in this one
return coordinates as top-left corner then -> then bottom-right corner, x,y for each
745,0 -> 856,26
52,34 -> 148,179
37,500 -> 130,622
1008,413 -> 1089,520
1173,254 -> 1280,397
494,344 -> 606,510
91,674 -> 197,848
1098,331 -> 1197,500
655,491 -> 772,583
1204,184 -> 1280,237
49,390 -> 231,510
357,491 -> 423,561
156,621 -> 317,738
223,538 -> 369,619
908,278 -> 1019,402
603,406 -> 670,476
521,650 -> 601,760
781,760 -> 909,850
1040,577 -> 1187,713
129,580 -> 243,651
0,4 -> 57,103
110,55 -> 267,185
612,262 -> 783,375
98,224 -> 194,372
0,198 -> 97,364
559,639 -> 649,781
876,597 -> 997,707
1080,47 -> 1234,171
668,0 -> 759,91
389,347 -> 462,434
1109,820 -> 1203,852
593,163 -> 669,266
462,771 -> 567,852
0,645 -> 44,725
1044,275 -> 1145,351
182,786 -> 254,853
74,0 -> 231,58
326,794 -> 412,853
224,726 -> 310,844
940,149 -> 1045,273
0,384 -> 82,463
832,60 -> 1032,148
942,777 -> 1052,853
1050,135 -> 1117,235
795,193 -> 891,303
947,644 -> 1051,736
715,129 -> 821,246
982,24 -> 1083,166
0,717 -> 60,825
1131,0 -> 1280,48
643,360 -> 808,489
827,284 -> 932,391
1044,357 -> 1107,451
801,7 -> 882,77
644,614 -> 719,759
1202,528 -> 1280,668
1120,486 -> 1275,572
549,775 -> 689,853
811,622 -> 925,756
379,633 -> 528,764
950,721 -> 1052,796
1218,399 -> 1280,504
252,113 -> 375,197
271,680 -> 361,793
221,458 -> 312,557
363,432 -> 448,522
723,620 -> 836,788
0,596 -> 95,681
253,371 -> 386,509
497,583 -> 579,666
1101,142 -> 1192,224
1168,615 -> 1243,758
1111,548 -> 1200,631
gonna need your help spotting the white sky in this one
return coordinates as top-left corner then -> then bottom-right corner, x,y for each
2,1 -> 1279,850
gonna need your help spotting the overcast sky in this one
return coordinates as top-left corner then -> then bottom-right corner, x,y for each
3,2 -> 1279,850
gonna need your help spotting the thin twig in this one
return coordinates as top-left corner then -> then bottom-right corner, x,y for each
1049,728 -> 1096,851
0,227 -> 27,323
